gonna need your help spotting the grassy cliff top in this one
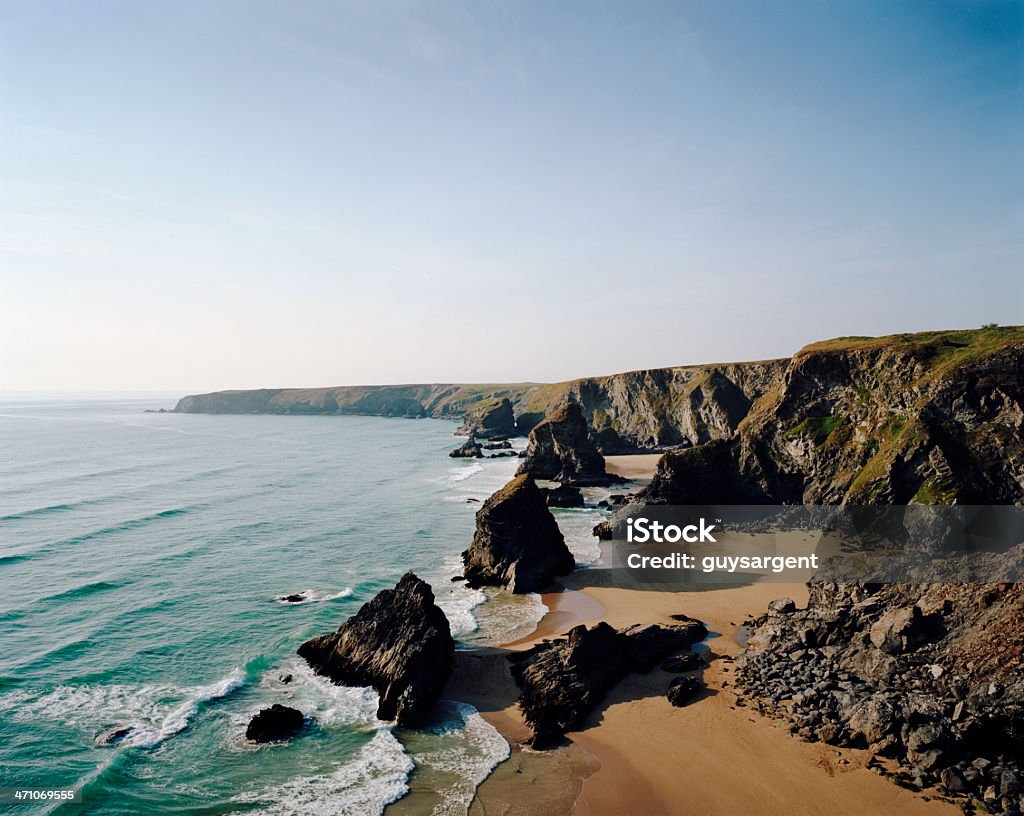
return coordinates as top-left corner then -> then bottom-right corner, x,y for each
799,325 -> 1023,358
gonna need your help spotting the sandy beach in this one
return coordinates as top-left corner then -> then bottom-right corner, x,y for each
454,455 -> 961,816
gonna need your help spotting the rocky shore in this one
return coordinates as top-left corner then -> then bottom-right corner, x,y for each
736,582 -> 1024,814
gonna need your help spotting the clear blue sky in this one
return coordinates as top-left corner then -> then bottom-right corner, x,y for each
2,1 -> 1021,391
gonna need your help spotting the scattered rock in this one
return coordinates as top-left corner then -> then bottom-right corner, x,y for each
542,484 -> 585,508
297,573 -> 454,726
667,676 -> 703,707
449,438 -> 483,458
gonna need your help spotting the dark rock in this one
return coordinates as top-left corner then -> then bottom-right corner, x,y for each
517,402 -> 613,486
462,475 -> 574,593
667,675 -> 703,706
246,704 -> 305,743
281,594 -> 306,603
488,450 -> 518,458
279,673 -> 293,684
619,622 -> 708,672
297,573 -> 454,726
542,484 -> 585,508
455,398 -> 517,440
510,622 -> 629,748
450,575 -> 466,582
99,726 -> 135,745
483,440 -> 512,450
661,652 -> 704,672
940,766 -> 969,793
449,438 -> 483,458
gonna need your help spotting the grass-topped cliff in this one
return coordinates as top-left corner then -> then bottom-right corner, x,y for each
174,359 -> 790,451
176,327 -> 1024,484
644,325 -> 1024,504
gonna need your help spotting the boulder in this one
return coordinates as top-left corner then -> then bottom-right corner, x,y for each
509,622 -> 629,748
246,704 -> 305,743
768,597 -> 797,615
869,606 -> 934,655
667,676 -> 703,706
542,484 -> 585,508
462,475 -> 575,593
516,402 -> 612,486
455,398 -> 516,439
449,438 -> 483,458
297,573 -> 454,726
619,622 -> 708,672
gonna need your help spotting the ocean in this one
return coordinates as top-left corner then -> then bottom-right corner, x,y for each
0,397 -> 607,815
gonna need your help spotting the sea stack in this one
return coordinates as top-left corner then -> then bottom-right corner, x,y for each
462,474 -> 575,593
297,572 -> 454,726
516,402 -> 611,486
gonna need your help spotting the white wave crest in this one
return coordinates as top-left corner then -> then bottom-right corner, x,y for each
234,728 -> 413,816
275,587 -> 353,605
0,668 -> 247,750
449,464 -> 484,483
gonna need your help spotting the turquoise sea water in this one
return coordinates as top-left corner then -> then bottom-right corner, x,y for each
0,397 -> 605,815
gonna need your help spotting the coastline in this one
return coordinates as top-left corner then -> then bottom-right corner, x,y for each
453,456 -> 961,816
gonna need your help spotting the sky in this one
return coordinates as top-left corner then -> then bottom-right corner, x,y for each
1,0 -> 1022,392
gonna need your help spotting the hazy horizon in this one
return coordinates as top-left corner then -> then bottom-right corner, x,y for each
3,1 -> 1022,391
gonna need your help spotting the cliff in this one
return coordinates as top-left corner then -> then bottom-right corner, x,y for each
641,326 -> 1024,504
173,361 -> 787,452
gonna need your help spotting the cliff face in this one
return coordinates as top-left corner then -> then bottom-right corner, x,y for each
642,327 -> 1024,505
172,361 -> 787,451
514,360 -> 787,450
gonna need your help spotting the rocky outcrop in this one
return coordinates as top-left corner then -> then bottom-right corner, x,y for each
542,484 -> 584,508
509,619 -> 710,747
455,398 -> 516,439
449,438 -> 483,458
641,328 -> 1024,505
517,402 -> 612,486
737,581 -> 1024,812
461,475 -> 574,593
618,621 -> 708,671
297,573 -> 454,726
246,704 -> 305,742
667,675 -> 704,707
509,623 -> 630,748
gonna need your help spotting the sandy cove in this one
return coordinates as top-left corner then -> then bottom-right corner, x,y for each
453,455 -> 959,816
